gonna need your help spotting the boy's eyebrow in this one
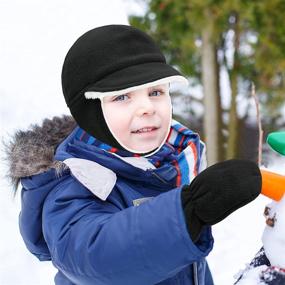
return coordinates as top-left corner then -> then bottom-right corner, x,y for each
148,84 -> 169,90
104,84 -> 170,101
108,94 -> 122,100
102,94 -> 120,102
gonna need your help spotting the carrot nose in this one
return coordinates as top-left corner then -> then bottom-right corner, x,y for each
261,169 -> 285,201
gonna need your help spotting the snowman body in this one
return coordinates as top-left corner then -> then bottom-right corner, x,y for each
262,195 -> 285,269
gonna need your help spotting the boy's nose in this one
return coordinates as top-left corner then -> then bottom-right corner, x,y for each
136,97 -> 155,116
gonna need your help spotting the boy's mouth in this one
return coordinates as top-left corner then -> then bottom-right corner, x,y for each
132,126 -> 159,134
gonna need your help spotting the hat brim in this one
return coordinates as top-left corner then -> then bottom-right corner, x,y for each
84,61 -> 188,99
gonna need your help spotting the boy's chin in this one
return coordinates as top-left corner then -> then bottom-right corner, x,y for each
125,143 -> 160,154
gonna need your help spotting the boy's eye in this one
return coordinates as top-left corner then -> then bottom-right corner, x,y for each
150,90 -> 164,96
113,94 -> 129,102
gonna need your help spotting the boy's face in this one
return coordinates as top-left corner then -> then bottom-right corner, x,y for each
102,83 -> 172,153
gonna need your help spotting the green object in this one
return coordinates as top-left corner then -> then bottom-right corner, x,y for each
267,132 -> 285,155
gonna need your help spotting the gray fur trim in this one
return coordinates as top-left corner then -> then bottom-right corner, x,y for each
1,115 -> 77,191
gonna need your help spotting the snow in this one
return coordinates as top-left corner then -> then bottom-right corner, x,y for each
207,194 -> 271,284
1,1 -> 285,284
235,266 -> 267,285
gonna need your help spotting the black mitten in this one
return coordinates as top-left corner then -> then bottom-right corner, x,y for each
181,159 -> 262,242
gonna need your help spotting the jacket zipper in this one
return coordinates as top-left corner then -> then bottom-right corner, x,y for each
193,262 -> 199,285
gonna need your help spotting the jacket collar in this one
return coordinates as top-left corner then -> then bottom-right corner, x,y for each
55,129 -> 178,190
54,119 -> 203,190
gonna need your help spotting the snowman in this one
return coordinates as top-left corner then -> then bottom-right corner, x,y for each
235,132 -> 285,284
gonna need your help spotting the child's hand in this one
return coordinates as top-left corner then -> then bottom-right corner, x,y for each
181,159 -> 262,242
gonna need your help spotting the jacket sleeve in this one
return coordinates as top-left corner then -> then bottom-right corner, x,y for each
43,176 -> 213,285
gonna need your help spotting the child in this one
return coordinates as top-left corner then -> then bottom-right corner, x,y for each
5,24 -> 262,284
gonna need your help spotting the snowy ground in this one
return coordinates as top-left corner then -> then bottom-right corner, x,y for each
1,1 -> 285,284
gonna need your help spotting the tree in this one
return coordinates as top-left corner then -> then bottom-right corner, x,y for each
129,0 -> 285,165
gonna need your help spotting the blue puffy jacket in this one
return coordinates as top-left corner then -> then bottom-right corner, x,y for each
16,116 -> 214,285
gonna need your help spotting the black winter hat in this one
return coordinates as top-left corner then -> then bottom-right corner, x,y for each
61,24 -> 188,154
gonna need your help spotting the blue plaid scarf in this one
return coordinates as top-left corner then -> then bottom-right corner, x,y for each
75,119 -> 205,187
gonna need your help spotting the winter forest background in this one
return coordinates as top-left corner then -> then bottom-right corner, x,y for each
1,0 -> 285,284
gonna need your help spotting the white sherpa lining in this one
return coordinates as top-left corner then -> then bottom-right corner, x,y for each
84,75 -> 188,99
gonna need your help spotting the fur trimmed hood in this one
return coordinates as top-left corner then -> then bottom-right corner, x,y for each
2,115 -> 77,191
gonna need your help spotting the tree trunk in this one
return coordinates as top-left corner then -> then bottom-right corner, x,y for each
227,69 -> 239,159
201,14 -> 222,166
226,12 -> 240,159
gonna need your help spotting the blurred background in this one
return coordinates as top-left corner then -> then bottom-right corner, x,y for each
1,0 -> 285,284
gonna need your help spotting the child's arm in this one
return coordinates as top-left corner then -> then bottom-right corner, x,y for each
41,178 -> 213,285
40,159 -> 261,284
